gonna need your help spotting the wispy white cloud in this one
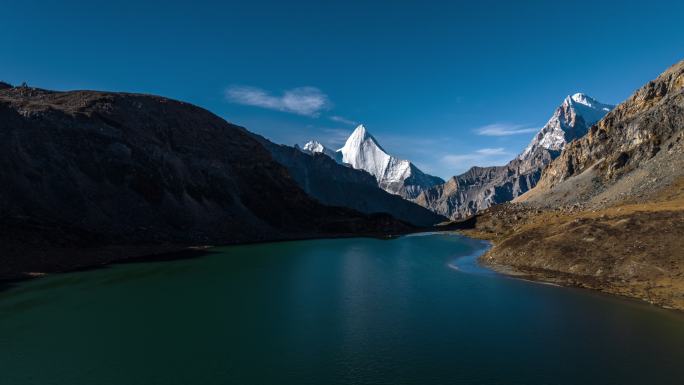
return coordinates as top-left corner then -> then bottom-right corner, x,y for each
475,147 -> 508,156
441,147 -> 512,169
475,123 -> 538,136
329,115 -> 358,126
225,85 -> 330,116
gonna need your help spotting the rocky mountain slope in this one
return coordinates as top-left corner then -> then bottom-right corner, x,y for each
252,134 -> 446,227
417,94 -> 612,219
520,63 -> 684,207
416,161 -> 540,220
304,125 -> 444,199
0,85 -> 412,280
461,60 -> 684,310
518,93 -> 613,171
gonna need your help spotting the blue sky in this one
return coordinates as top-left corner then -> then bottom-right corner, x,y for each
2,0 -> 683,178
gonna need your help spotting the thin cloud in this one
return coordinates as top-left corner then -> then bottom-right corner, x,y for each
475,147 -> 508,156
329,115 -> 358,125
475,123 -> 538,136
225,85 -> 330,117
441,147 -> 512,169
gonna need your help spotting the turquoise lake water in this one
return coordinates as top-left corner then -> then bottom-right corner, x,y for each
1,233 -> 683,385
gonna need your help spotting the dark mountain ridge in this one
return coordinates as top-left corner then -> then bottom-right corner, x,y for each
0,85 -> 412,279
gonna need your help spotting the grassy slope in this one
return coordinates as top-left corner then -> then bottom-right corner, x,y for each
461,178 -> 684,310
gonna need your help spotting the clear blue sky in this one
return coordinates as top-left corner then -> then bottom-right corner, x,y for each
3,0 -> 683,178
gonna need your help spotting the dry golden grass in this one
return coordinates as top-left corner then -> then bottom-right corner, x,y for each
462,177 -> 684,310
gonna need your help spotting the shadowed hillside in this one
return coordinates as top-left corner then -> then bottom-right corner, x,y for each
0,85 -> 412,279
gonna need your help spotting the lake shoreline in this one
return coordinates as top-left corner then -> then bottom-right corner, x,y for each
458,223 -> 684,313
3,233 -> 683,385
5,227 -> 681,316
0,227 -> 428,292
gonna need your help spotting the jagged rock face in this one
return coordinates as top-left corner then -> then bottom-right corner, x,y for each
0,87 -> 413,278
254,135 -> 446,227
322,125 -> 444,199
522,60 -> 684,206
416,94 -> 612,219
519,93 -> 614,174
416,160 -> 542,219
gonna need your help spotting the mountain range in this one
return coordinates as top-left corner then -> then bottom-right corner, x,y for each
300,125 -> 444,199
252,133 -> 446,227
415,93 -> 613,219
465,59 -> 684,310
300,93 -> 613,220
1,59 -> 682,310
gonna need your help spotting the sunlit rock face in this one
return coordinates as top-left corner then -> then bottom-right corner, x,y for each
416,94 -> 613,219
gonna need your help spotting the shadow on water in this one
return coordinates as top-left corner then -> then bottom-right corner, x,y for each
0,248 -> 220,295
0,233 -> 683,385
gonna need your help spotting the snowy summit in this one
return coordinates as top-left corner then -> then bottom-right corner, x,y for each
520,93 -> 614,160
303,124 -> 443,199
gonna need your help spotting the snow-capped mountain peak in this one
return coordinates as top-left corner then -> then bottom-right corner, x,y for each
302,140 -> 326,153
570,92 -> 593,106
340,124 -> 387,153
520,93 -> 614,160
303,124 -> 443,199
569,93 -> 612,112
300,140 -> 341,162
338,124 -> 394,182
351,124 -> 369,139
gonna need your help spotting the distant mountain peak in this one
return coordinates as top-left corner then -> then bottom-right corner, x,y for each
416,93 -> 613,219
569,92 -> 592,106
342,124 -> 386,153
520,93 -> 614,160
300,140 -> 342,163
568,93 -> 612,112
351,124 -> 368,137
304,124 -> 442,199
302,140 -> 326,153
